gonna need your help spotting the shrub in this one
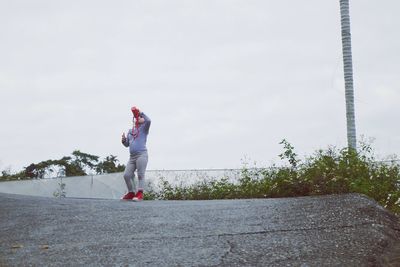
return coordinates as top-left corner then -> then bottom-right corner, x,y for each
153,139 -> 400,215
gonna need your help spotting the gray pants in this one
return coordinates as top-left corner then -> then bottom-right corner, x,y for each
123,152 -> 148,192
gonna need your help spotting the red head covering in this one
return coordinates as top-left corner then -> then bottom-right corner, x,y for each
131,106 -> 140,139
131,106 -> 140,119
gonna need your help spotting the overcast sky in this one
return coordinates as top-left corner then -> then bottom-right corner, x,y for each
0,0 -> 399,172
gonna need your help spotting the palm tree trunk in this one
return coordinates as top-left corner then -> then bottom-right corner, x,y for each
339,0 -> 357,150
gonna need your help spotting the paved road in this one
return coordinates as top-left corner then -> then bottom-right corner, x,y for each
1,193 -> 400,266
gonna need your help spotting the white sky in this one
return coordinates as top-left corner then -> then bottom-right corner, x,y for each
0,0 -> 399,172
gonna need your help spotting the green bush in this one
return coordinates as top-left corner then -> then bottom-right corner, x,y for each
150,140 -> 400,215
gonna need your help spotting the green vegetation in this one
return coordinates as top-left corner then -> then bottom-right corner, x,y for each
1,140 -> 399,215
0,150 -> 125,181
147,139 -> 400,215
53,179 -> 67,198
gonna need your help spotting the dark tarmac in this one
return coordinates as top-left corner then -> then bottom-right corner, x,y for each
1,193 -> 400,266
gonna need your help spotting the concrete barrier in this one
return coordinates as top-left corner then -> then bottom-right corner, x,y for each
0,169 -> 243,199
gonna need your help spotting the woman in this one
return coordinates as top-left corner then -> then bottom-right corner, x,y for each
121,106 -> 151,201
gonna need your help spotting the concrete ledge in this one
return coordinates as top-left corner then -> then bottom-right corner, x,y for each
1,193 -> 399,266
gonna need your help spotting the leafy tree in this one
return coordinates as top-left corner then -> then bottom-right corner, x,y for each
0,150 -> 126,181
25,164 -> 36,178
58,156 -> 85,177
70,150 -> 99,175
23,160 -> 65,179
0,168 -> 18,181
96,155 -> 125,174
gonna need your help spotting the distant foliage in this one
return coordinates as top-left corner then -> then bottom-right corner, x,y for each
0,151 -> 126,181
148,139 -> 400,215
96,155 -> 125,174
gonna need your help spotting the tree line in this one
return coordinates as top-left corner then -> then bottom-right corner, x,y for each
0,150 -> 125,181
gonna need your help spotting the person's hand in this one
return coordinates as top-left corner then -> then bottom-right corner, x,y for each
121,133 -> 126,143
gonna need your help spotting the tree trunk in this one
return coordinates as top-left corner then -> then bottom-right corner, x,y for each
339,0 -> 357,150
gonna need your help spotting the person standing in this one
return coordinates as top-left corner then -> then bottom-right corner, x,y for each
121,106 -> 151,201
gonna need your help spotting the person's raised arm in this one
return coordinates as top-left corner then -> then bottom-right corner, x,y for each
140,112 -> 151,133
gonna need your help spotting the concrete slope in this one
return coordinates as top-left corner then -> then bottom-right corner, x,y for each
1,193 -> 399,266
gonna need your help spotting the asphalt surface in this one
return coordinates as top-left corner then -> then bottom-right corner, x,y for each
1,193 -> 400,267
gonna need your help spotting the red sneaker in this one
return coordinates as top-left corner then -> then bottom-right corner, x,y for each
132,191 -> 143,202
121,192 -> 135,200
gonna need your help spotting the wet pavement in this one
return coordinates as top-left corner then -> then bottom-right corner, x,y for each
1,193 -> 400,266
